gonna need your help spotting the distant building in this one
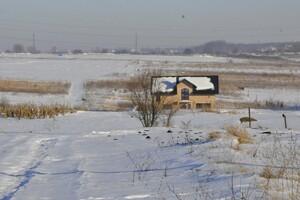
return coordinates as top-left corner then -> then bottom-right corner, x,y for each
152,76 -> 219,109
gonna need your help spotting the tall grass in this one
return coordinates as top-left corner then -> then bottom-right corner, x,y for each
0,103 -> 76,119
84,79 -> 138,91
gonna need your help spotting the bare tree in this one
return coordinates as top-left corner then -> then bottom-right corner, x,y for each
128,70 -> 168,127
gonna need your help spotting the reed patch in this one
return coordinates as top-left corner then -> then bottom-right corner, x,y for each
0,103 -> 76,119
0,79 -> 71,94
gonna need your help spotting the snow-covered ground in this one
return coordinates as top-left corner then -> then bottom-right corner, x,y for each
1,54 -> 300,199
0,110 -> 300,199
0,110 -> 300,200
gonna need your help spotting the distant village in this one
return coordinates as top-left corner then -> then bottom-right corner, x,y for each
3,40 -> 300,56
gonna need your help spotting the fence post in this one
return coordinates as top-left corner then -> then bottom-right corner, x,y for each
248,107 -> 251,128
282,114 -> 287,129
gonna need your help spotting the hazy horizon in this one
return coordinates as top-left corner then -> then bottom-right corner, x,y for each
1,0 -> 300,52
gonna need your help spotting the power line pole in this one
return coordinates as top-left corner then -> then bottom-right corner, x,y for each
32,32 -> 36,50
135,33 -> 138,53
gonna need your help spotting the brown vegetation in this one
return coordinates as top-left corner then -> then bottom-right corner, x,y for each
239,117 -> 257,123
218,99 -> 286,109
209,131 -> 222,139
84,79 -> 138,91
165,65 -> 300,95
260,166 -> 285,180
0,103 -> 76,119
226,126 -> 253,144
0,79 -> 71,94
83,61 -> 300,111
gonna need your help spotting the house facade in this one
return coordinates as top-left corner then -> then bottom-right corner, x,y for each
152,76 -> 219,109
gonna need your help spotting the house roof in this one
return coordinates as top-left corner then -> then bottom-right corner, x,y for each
179,77 -> 215,91
152,77 -> 176,93
152,75 -> 219,95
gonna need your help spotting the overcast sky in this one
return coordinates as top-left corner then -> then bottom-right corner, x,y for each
1,0 -> 300,51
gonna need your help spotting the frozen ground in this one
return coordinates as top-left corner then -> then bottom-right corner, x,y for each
1,54 -> 300,199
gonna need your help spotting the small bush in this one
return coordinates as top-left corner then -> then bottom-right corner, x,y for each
226,126 -> 253,144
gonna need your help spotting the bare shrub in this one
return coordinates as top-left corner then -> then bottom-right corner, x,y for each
226,126 -> 253,144
0,80 -> 71,94
127,69 -> 167,127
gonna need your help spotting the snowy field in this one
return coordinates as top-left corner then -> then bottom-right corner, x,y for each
1,54 -> 300,199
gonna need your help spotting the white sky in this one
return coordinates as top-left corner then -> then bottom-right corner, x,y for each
1,0 -> 300,51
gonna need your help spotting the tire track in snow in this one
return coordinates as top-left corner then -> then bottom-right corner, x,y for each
1,138 -> 57,200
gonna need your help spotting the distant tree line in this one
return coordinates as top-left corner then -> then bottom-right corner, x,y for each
4,41 -> 300,55
4,43 -> 40,54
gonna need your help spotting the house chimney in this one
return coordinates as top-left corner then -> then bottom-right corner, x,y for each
176,76 -> 179,84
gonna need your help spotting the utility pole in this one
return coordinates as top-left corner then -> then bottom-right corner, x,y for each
282,114 -> 287,129
32,32 -> 36,50
135,33 -> 138,53
248,107 -> 251,128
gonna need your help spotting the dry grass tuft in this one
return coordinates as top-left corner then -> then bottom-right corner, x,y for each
260,166 -> 285,179
239,117 -> 257,123
0,79 -> 71,94
226,126 -> 253,144
208,131 -> 222,139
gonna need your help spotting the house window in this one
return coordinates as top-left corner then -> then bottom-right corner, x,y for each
181,88 -> 189,100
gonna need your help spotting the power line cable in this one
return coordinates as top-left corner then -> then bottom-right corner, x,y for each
1,18 -> 300,32
1,26 -> 299,41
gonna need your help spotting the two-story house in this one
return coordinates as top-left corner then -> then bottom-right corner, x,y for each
151,76 -> 219,109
